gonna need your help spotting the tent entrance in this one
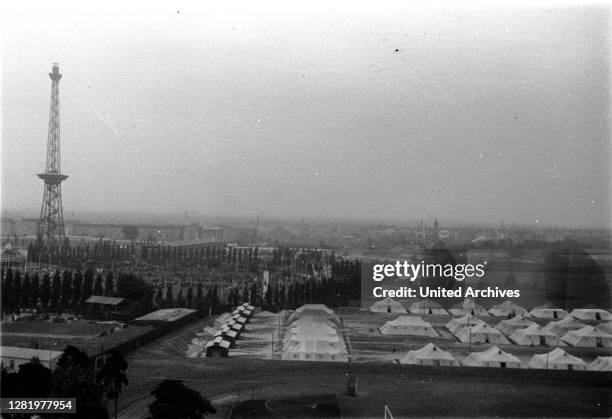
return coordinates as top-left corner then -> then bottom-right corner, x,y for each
553,311 -> 558,319
596,337 -> 603,348
567,364 -> 573,371
539,336 -> 546,345
500,362 -> 506,368
432,360 -> 440,366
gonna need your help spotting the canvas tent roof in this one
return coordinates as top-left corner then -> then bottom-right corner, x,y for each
287,304 -> 340,325
449,298 -> 489,316
370,297 -> 407,313
380,316 -> 438,337
488,300 -> 530,317
588,356 -> 612,371
462,346 -> 525,368
445,314 -> 485,334
598,321 -> 612,335
496,316 -> 536,335
456,323 -> 510,344
569,308 -> 612,321
527,348 -> 586,370
399,343 -> 458,365
510,324 -> 565,346
409,299 -> 448,315
529,303 -> 568,319
562,325 -> 612,347
543,316 -> 587,336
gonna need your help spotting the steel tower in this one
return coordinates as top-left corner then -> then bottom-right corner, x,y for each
37,63 -> 68,250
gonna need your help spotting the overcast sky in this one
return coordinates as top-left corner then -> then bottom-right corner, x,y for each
1,1 -> 610,227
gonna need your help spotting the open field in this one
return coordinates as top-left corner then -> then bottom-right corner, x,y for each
116,309 -> 612,418
2,321 -> 112,337
1,320 -> 155,356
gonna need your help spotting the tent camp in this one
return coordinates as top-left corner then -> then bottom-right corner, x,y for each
569,307 -> 612,321
409,299 -> 448,315
488,300 -> 530,317
543,316 -> 587,337
561,326 -> 612,348
449,298 -> 490,316
455,323 -> 510,344
496,316 -> 537,335
445,314 -> 485,334
370,297 -> 407,314
510,324 -> 566,346
281,340 -> 347,362
399,343 -> 459,366
287,304 -> 341,325
380,316 -> 438,337
588,356 -> 612,371
527,348 -> 586,370
529,303 -> 568,320
462,346 -> 525,368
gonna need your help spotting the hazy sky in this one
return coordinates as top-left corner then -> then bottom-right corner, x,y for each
2,1 -> 610,227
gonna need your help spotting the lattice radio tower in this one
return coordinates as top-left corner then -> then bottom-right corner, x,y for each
37,63 -> 68,251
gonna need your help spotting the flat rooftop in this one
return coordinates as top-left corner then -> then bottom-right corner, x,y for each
134,308 -> 197,322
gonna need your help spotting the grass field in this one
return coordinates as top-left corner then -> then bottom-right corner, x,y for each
1,320 -> 155,356
2,321 -> 111,337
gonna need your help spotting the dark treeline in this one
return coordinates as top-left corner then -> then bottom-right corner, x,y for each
0,267 -> 154,320
1,258 -> 361,319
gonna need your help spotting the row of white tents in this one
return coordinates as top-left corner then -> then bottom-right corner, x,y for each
446,313 -> 612,348
399,343 -> 612,371
281,304 -> 348,362
370,297 -> 612,320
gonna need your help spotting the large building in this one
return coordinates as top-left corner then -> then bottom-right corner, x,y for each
1,346 -> 64,372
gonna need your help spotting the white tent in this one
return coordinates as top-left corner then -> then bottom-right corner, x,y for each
496,316 -> 537,335
510,324 -> 566,346
462,346 -> 525,368
527,348 -> 586,370
488,300 -> 530,317
588,356 -> 612,371
380,316 -> 438,337
287,304 -> 340,325
543,316 -> 587,337
529,303 -> 568,320
445,314 -> 485,334
409,299 -> 448,315
283,325 -> 345,350
456,323 -> 510,344
283,334 -> 345,351
598,321 -> 612,335
449,298 -> 490,316
370,297 -> 407,314
281,340 -> 347,362
569,308 -> 612,321
561,326 -> 612,348
399,343 -> 459,366
288,316 -> 337,329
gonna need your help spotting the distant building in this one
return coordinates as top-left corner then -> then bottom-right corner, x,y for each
1,346 -> 64,372
44,221 -> 226,243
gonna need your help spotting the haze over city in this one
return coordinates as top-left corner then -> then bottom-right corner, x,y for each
2,2 -> 610,228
